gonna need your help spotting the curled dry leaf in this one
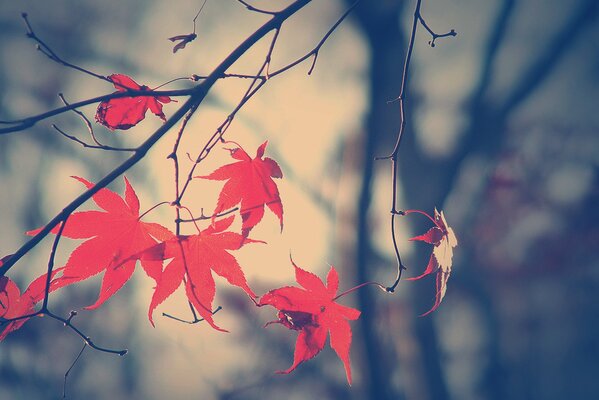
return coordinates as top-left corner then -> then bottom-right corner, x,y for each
168,0 -> 205,53
168,33 -> 197,53
95,74 -> 173,130
406,208 -> 458,315
259,259 -> 360,385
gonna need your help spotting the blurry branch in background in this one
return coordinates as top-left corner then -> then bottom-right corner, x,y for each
497,0 -> 598,117
443,0 -> 598,202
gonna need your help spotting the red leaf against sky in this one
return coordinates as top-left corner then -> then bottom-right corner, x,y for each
95,74 -> 173,130
27,176 -> 173,310
406,208 -> 458,315
197,141 -> 283,237
140,216 -> 258,330
1,256 -> 56,340
259,260 -> 361,385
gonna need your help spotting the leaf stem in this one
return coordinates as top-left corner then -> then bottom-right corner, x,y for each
333,281 -> 388,301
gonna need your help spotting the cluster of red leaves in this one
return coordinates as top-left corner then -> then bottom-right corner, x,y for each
406,208 -> 458,315
1,82 -> 458,384
1,141 -> 285,333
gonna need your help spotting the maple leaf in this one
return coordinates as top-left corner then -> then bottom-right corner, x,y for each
27,176 -> 173,310
259,260 -> 361,385
197,141 -> 283,237
95,74 -> 173,130
406,208 -> 458,315
1,256 -> 57,340
140,215 -> 258,330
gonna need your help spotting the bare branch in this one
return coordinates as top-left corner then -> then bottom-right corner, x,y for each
63,343 -> 87,399
176,207 -> 239,223
236,0 -> 278,15
21,13 -> 110,83
163,305 -> 222,325
374,0 -> 454,292
417,15 -> 456,47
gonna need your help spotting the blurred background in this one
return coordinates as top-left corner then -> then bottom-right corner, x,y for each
1,0 -> 598,399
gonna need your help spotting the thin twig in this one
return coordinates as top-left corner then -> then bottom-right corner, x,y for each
264,28 -> 281,79
236,0 -> 278,15
193,0 -> 208,34
41,213 -> 68,310
57,93 -> 136,152
21,13 -> 110,83
176,206 -> 239,222
333,281 -> 388,301
168,105 -> 199,211
52,125 -> 136,152
162,305 -> 222,325
63,343 -> 87,399
417,16 -> 456,47
58,93 -> 103,146
269,0 -> 360,78
138,201 -> 172,221
380,0 -> 455,292
48,310 -> 128,355
1,309 -> 127,355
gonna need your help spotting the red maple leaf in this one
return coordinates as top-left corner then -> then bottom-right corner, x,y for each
27,176 -> 173,310
1,256 -> 57,340
259,260 -> 361,385
95,74 -> 173,130
406,208 -> 458,315
197,141 -> 283,237
140,215 -> 258,330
